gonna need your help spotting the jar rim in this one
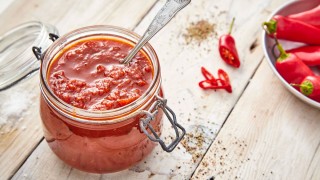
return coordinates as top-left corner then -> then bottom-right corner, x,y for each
40,25 -> 161,125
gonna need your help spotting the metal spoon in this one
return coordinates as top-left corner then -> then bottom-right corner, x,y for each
120,0 -> 191,64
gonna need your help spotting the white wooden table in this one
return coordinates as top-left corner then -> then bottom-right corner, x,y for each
0,0 -> 320,179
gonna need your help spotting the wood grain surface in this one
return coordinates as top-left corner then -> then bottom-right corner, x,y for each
0,0 -> 156,179
0,0 -> 319,179
192,60 -> 320,180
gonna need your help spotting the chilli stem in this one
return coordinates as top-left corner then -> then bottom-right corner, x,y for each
228,17 -> 235,34
274,34 -> 289,61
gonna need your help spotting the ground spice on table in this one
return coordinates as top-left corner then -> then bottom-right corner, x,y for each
183,20 -> 216,44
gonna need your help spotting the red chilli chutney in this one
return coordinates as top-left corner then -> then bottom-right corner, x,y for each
39,27 -> 163,173
48,37 -> 152,111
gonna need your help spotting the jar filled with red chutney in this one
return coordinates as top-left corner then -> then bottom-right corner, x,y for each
35,25 -> 185,173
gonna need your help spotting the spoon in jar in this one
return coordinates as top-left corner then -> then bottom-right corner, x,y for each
120,0 -> 191,64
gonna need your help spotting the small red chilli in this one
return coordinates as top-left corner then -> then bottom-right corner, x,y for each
198,67 -> 232,93
218,18 -> 240,68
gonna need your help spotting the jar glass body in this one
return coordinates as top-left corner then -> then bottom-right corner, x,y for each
39,26 -> 163,173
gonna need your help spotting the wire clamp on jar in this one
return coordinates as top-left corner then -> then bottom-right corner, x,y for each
32,33 -> 59,60
140,95 -> 186,152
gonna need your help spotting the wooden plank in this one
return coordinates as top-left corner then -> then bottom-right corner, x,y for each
0,0 -> 15,15
306,142 -> 320,179
0,0 -> 156,179
192,60 -> 320,179
0,0 -> 155,35
0,75 -> 42,179
12,141 -> 159,180
11,0 -> 291,179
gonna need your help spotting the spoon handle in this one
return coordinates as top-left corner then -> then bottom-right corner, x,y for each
121,0 -> 191,64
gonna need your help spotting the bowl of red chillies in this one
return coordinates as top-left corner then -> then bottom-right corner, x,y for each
262,0 -> 320,109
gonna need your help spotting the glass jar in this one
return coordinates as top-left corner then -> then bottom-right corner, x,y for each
37,25 -> 185,173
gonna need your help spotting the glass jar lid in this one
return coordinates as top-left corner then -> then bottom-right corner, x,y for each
0,21 -> 58,91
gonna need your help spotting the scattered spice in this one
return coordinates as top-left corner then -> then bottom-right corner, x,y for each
202,161 -> 209,167
193,136 -> 251,179
180,130 -> 206,163
183,20 -> 216,44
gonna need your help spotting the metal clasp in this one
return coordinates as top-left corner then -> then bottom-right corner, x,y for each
139,95 -> 186,152
32,33 -> 59,60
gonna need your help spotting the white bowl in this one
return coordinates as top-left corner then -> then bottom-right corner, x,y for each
262,0 -> 320,109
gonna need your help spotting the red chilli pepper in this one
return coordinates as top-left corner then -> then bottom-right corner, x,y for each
199,79 -> 229,90
273,37 -> 314,85
288,5 -> 320,28
291,75 -> 320,102
287,46 -> 320,66
201,67 -> 217,84
263,15 -> 320,45
217,69 -> 232,93
198,67 -> 232,93
219,18 -> 240,68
